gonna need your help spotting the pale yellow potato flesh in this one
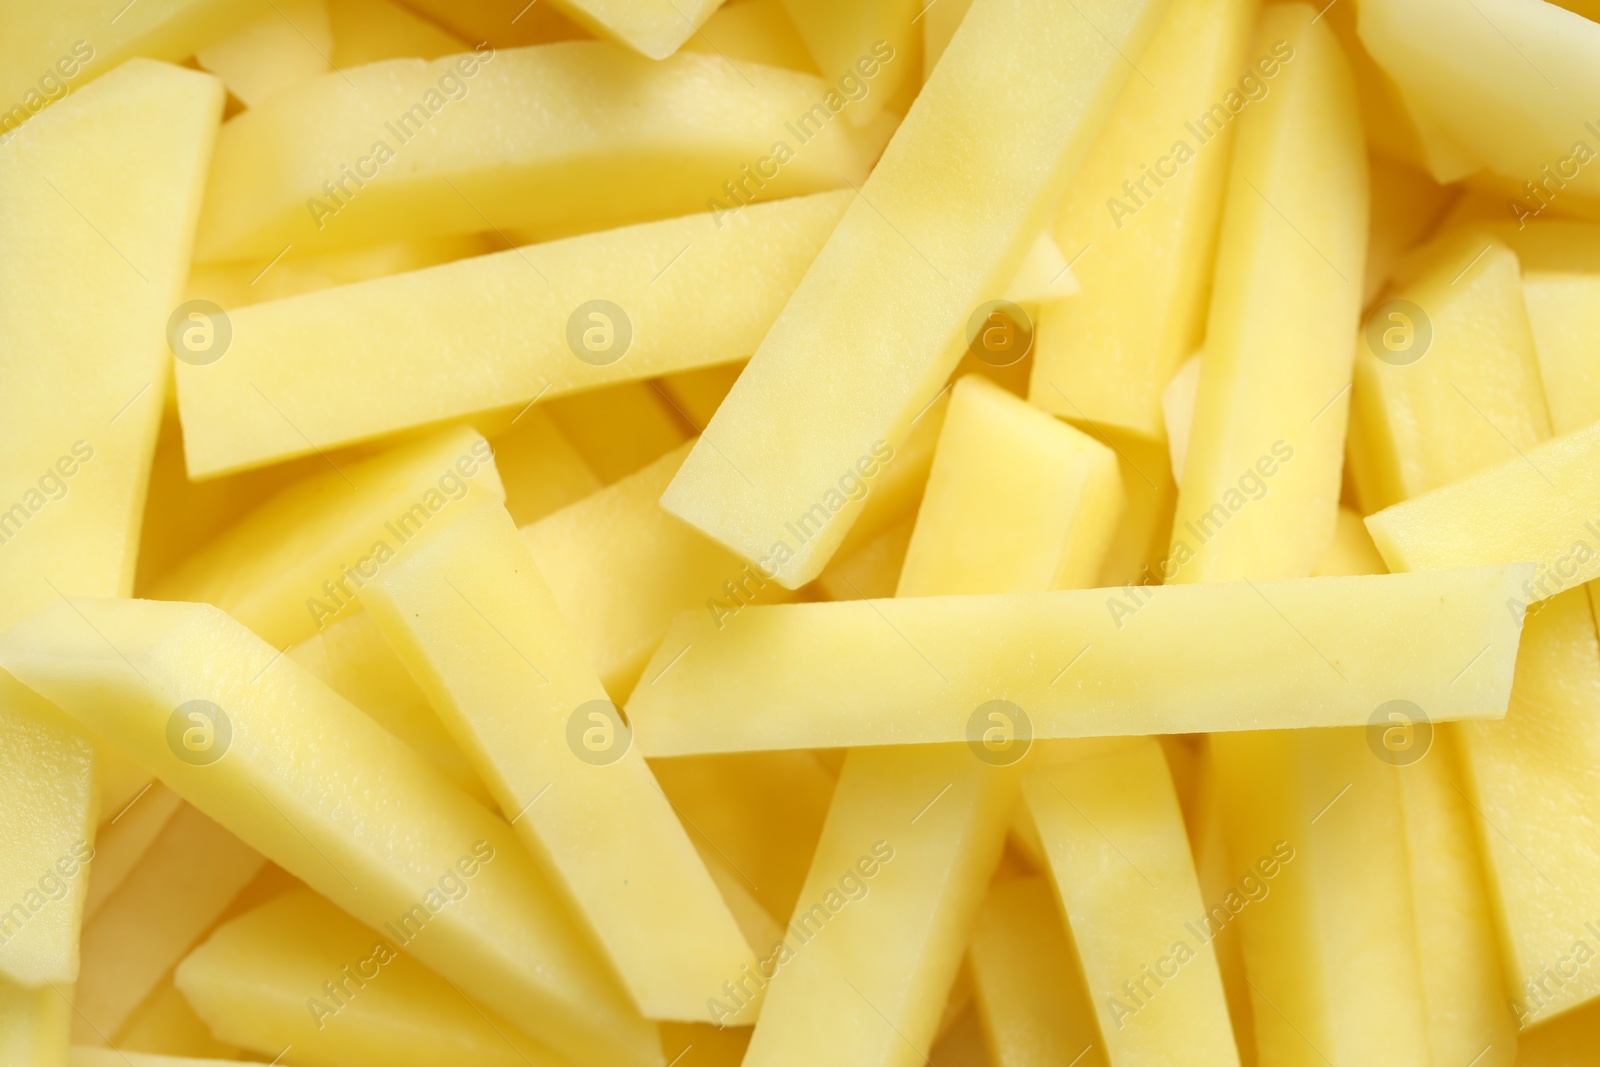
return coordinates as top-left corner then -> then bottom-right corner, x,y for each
0,58 -> 220,623
177,192 -> 849,478
0,673 -> 96,987
656,363 -> 747,432
0,0 -> 260,134
0,597 -> 658,1067
545,381 -> 693,485
490,408 -> 602,526
362,488 -> 755,1022
328,0 -> 467,68
1028,0 -> 1257,441
82,783 -> 183,921
153,426 -> 505,648
176,889 -> 571,1067
816,515 -> 915,602
1311,507 -> 1386,579
194,42 -> 863,261
662,0 -> 1174,587
897,375 -> 1122,596
1025,740 -> 1239,1065
1212,727 -> 1433,1065
1188,744 -> 1257,1064
740,745 -> 1017,1066
70,1050 -> 254,1067
968,875 -> 1107,1067
1361,155 -> 1456,308
546,0 -> 725,60
194,0 -> 331,107
74,805 -> 264,1040
115,975 -> 241,1059
1358,0 -> 1600,204
1523,271 -> 1600,436
0,980 -> 69,1067
1166,4 -> 1366,584
1347,232 -> 1551,514
1365,419 -> 1600,607
1398,730 -> 1518,1064
185,234 -> 491,310
287,609 -> 491,804
682,0 -> 816,72
626,566 -> 1530,754
521,441 -> 799,702
1457,588 -> 1600,1026
776,0 -> 920,126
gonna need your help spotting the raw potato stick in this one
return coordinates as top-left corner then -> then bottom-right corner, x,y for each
1165,3 -> 1367,584
194,42 -> 863,261
626,566 -> 1531,755
662,0 -> 1174,587
0,597 -> 661,1067
177,193 -> 851,478
362,487 -> 757,1022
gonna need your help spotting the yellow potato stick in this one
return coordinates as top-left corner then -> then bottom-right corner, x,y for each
177,889 -> 573,1067
1166,3 -> 1367,584
1025,741 -> 1239,1064
194,43 -> 864,260
544,0 -> 727,60
0,598 -> 659,1067
0,980 -> 69,1067
662,0 -> 1174,587
627,566 -> 1530,755
177,192 -> 851,477
1365,420 -> 1600,607
362,488 -> 756,1022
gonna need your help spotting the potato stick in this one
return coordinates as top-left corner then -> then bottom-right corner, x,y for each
194,43 -> 862,261
627,566 -> 1530,755
662,0 -> 1173,587
1165,4 -> 1367,584
0,598 -> 659,1067
363,489 -> 755,1021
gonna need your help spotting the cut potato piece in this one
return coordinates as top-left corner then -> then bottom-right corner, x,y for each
544,381 -> 693,486
1,59 -> 221,622
177,192 -> 848,477
1362,155 -> 1457,307
897,375 -> 1122,596
1168,4 -> 1366,584
70,1051 -> 255,1067
195,0 -> 332,107
485,408 -> 600,526
195,42 -> 863,261
329,0 -> 468,67
1028,0 -> 1257,441
1213,727 -> 1432,1065
921,0 -> 973,77
1189,742 -> 1257,1065
177,889 -> 572,1067
1399,730 -> 1518,1064
1161,353 -> 1202,485
0,0 -> 260,135
1311,507 -> 1386,578
0,981 -> 68,1067
82,784 -> 184,921
1523,272 -> 1600,436
186,234 -> 491,310
1458,588 -> 1600,1025
391,0 -> 588,48
0,674 -> 96,986
741,745 -> 1016,1065
1094,429 -> 1179,588
74,805 -> 264,1041
1365,420 -> 1600,606
1025,740 -> 1239,1065
154,426 -> 504,648
662,0 -> 1173,587
1002,232 -> 1079,306
1358,0 -> 1600,203
627,566 -> 1530,754
650,751 -> 836,926
545,0 -> 726,60
1347,232 -> 1550,514
816,515 -> 914,602
777,0 -> 919,126
115,975 -> 241,1059
0,598 -> 657,1067
656,363 -> 748,432
287,612 -> 492,804
523,441 -> 799,701
682,0 -> 815,72
968,875 -> 1107,1067
362,488 -> 755,1022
